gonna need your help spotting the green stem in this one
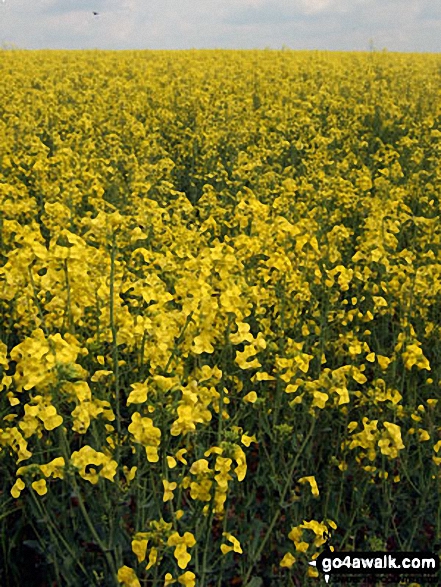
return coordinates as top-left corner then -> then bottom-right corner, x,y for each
242,417 -> 316,585
338,481 -> 369,551
200,317 -> 233,585
273,275 -> 286,428
216,498 -> 230,587
164,311 -> 194,375
59,428 -> 119,584
109,233 -> 121,443
29,487 -> 91,584
28,263 -> 49,336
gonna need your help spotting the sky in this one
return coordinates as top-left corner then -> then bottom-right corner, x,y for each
0,0 -> 440,52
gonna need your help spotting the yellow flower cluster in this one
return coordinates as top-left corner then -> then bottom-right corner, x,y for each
1,48 -> 440,585
282,520 -> 337,572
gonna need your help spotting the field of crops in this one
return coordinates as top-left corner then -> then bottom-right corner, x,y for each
1,49 -> 441,586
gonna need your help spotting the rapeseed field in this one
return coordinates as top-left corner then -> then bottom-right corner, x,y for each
0,49 -> 441,586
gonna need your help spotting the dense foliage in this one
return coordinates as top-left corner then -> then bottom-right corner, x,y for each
1,49 -> 441,586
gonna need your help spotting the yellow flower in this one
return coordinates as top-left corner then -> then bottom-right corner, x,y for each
189,459 -> 211,475
123,466 -> 137,484
167,456 -> 177,468
1,427 -> 32,462
252,371 -> 275,381
348,417 -> 378,459
294,541 -> 309,553
6,391 -> 19,406
241,433 -> 257,447
71,445 -> 118,484
298,475 -> 319,497
230,322 -> 254,344
352,370 -> 367,385
178,571 -> 196,587
164,573 -> 176,586
167,532 -> 196,569
294,352 -> 313,374
3,414 -> 18,422
32,479 -> 47,495
0,341 -> 8,368
132,534 -> 149,563
128,412 -> 161,462
192,332 -> 214,354
357,174 -> 372,191
347,421 -> 358,433
379,422 -> 405,458
214,456 -> 233,491
300,519 -> 327,537
311,391 -> 328,409
233,445 -> 247,481
19,404 -> 41,438
377,355 -> 391,370
117,566 -> 141,587
280,552 -> 296,568
175,449 -> 188,464
170,404 -> 199,436
67,381 -> 92,402
204,446 -> 223,457
433,440 -> 441,453
220,532 -> 242,554
163,479 -> 177,502
243,391 -> 257,403
308,565 -> 319,578
190,478 -> 212,501
127,381 -> 149,405
11,478 -> 25,498
71,402 -> 92,434
90,370 -> 113,382
288,526 -> 303,543
39,405 -> 63,431
235,346 -> 261,370
146,547 -> 158,570
372,296 -> 387,309
334,387 -> 349,405
402,344 -> 430,371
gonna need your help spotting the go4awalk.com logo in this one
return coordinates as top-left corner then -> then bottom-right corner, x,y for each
309,532 -> 440,584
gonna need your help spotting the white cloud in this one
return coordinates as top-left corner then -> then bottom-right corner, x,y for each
298,0 -> 336,15
0,0 -> 439,51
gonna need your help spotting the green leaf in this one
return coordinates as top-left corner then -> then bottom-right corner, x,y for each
23,540 -> 44,554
